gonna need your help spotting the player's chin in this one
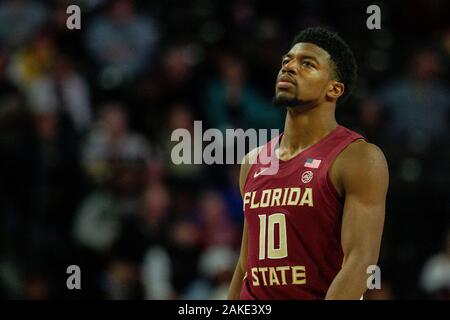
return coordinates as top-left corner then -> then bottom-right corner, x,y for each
273,93 -> 298,108
275,91 -> 297,101
275,90 -> 294,100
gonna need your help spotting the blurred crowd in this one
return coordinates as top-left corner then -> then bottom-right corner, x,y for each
0,0 -> 449,299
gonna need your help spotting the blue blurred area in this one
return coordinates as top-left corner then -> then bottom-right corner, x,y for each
0,0 -> 449,299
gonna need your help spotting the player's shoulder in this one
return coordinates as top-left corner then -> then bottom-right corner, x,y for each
339,139 -> 387,167
336,139 -> 389,184
329,139 -> 387,196
239,146 -> 264,194
241,145 -> 264,166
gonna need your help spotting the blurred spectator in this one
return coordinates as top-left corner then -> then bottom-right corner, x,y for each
30,104 -> 82,233
81,102 -> 158,185
204,52 -> 284,132
24,89 -> 85,300
113,183 -> 172,261
73,156 -> 149,254
27,52 -> 92,134
162,102 -> 204,186
0,51 -> 18,97
184,246 -> 238,299
0,0 -> 47,52
160,45 -> 201,106
420,227 -> 450,299
198,191 -> 240,250
72,153 -> 149,298
166,218 -> 202,298
8,29 -> 57,88
103,259 -> 143,299
377,48 -> 450,145
219,165 -> 244,227
129,44 -> 202,139
85,0 -> 159,85
142,246 -> 173,299
73,188 -> 129,255
354,97 -> 387,145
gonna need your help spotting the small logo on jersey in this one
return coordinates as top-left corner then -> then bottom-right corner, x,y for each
254,167 -> 268,178
304,158 -> 321,168
301,171 -> 314,183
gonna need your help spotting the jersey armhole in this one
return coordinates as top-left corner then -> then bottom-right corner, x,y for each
326,137 -> 367,200
241,136 -> 277,192
242,162 -> 254,193
241,146 -> 262,193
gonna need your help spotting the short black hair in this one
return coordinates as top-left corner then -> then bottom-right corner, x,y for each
291,27 -> 357,103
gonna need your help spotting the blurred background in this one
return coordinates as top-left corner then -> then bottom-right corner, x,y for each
0,0 -> 449,300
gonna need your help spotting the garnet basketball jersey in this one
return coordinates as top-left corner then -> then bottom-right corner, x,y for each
240,125 -> 366,300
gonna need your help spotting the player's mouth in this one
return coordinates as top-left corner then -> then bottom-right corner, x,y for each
277,81 -> 295,89
276,75 -> 296,89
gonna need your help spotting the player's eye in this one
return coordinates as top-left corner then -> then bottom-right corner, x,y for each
302,61 -> 314,67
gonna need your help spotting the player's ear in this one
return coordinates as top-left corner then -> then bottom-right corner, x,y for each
327,80 -> 344,100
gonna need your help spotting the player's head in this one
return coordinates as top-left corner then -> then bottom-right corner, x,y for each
273,26 -> 357,109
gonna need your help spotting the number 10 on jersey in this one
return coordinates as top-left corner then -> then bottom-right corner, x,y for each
258,213 -> 288,260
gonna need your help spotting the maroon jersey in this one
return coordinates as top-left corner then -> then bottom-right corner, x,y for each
240,125 -> 365,300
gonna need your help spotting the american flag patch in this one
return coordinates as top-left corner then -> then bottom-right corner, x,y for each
304,158 -> 321,168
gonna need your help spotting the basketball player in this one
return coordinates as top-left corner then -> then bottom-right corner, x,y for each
228,27 -> 389,300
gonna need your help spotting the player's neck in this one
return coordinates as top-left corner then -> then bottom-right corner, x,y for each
280,105 -> 338,154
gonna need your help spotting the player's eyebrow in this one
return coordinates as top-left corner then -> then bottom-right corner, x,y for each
299,54 -> 320,64
282,53 -> 320,64
281,53 -> 295,60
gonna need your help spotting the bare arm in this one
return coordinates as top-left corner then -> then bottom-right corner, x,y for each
325,141 -> 389,300
227,147 -> 261,300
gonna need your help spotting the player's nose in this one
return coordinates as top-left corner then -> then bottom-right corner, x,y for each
281,61 -> 297,75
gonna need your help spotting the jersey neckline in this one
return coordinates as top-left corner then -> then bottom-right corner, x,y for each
275,125 -> 343,165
